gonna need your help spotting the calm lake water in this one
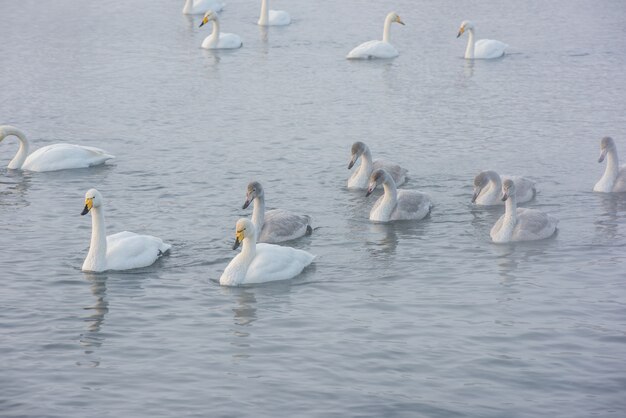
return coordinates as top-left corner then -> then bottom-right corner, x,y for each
1,0 -> 626,416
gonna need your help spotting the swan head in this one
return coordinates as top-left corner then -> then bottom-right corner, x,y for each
348,141 -> 369,169
243,181 -> 264,209
387,12 -> 405,26
472,171 -> 491,203
457,20 -> 475,38
598,136 -> 616,163
232,218 -> 255,250
501,179 -> 515,202
366,169 -> 388,197
81,188 -> 103,215
199,10 -> 218,28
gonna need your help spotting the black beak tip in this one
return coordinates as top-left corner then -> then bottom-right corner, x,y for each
242,201 -> 250,210
232,240 -> 241,250
348,162 -> 354,169
81,205 -> 89,216
366,190 -> 372,197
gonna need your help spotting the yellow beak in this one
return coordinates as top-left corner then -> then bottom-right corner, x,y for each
457,27 -> 465,38
81,198 -> 93,215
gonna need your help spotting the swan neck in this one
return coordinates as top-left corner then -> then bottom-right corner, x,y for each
482,173 -> 502,202
251,196 -> 265,236
360,149 -> 374,172
211,19 -> 220,39
603,148 -> 620,183
383,15 -> 393,43
84,207 -> 108,271
182,0 -> 193,13
259,0 -> 269,25
379,179 -> 398,215
465,28 -> 475,59
4,127 -> 29,169
240,236 -> 257,264
504,194 -> 517,225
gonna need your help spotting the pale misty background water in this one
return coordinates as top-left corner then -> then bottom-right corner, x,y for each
1,0 -> 626,417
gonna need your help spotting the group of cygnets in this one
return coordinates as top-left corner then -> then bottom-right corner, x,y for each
1,124 -> 625,285
184,0 -> 506,61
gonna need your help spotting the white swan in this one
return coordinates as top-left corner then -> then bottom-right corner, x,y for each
81,189 -> 171,272
199,10 -> 242,49
0,125 -> 114,172
182,0 -> 224,15
472,170 -> 535,205
490,179 -> 558,243
366,169 -> 432,222
456,20 -> 507,60
348,141 -> 408,189
347,12 -> 405,59
243,181 -> 312,243
594,136 -> 626,193
257,0 -> 291,26
219,218 -> 315,286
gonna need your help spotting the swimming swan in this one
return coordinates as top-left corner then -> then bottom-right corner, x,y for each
81,188 -> 171,272
366,169 -> 432,222
199,10 -> 242,49
243,181 -> 312,243
490,179 -> 558,243
0,125 -> 114,172
456,20 -> 507,60
472,170 -> 535,205
594,136 -> 626,193
257,0 -> 291,26
348,141 -> 408,189
219,218 -> 315,286
347,12 -> 405,59
182,0 -> 224,15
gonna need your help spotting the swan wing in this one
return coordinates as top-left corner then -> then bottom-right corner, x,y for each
474,39 -> 508,59
513,209 -> 558,241
217,33 -> 242,49
392,191 -> 432,220
490,214 -> 506,239
243,244 -> 314,284
373,159 -> 408,186
347,41 -> 398,59
612,166 -> 626,192
259,209 -> 312,243
105,231 -> 171,271
22,143 -> 114,172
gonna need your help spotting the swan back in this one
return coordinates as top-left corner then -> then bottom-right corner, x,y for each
22,144 -> 114,172
260,209 -> 312,243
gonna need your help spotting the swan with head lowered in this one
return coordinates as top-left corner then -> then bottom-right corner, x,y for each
472,170 -> 535,205
257,0 -> 291,26
81,189 -> 171,272
456,20 -> 507,59
347,12 -> 405,59
348,141 -> 407,189
182,0 -> 224,15
594,136 -> 626,193
199,10 -> 242,49
0,125 -> 114,172
219,218 -> 315,286
243,181 -> 312,243
366,169 -> 432,222
490,179 -> 558,243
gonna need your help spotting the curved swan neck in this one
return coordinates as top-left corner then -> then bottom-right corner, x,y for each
210,18 -> 221,43
240,236 -> 257,264
359,148 -> 374,172
182,0 -> 194,14
603,148 -> 620,185
382,14 -> 394,43
482,172 -> 502,201
259,0 -> 269,25
3,126 -> 29,169
83,207 -> 108,271
503,193 -> 517,225
251,195 -> 266,235
465,28 -> 475,59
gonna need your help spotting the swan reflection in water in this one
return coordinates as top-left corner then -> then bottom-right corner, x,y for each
79,273 -> 109,366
